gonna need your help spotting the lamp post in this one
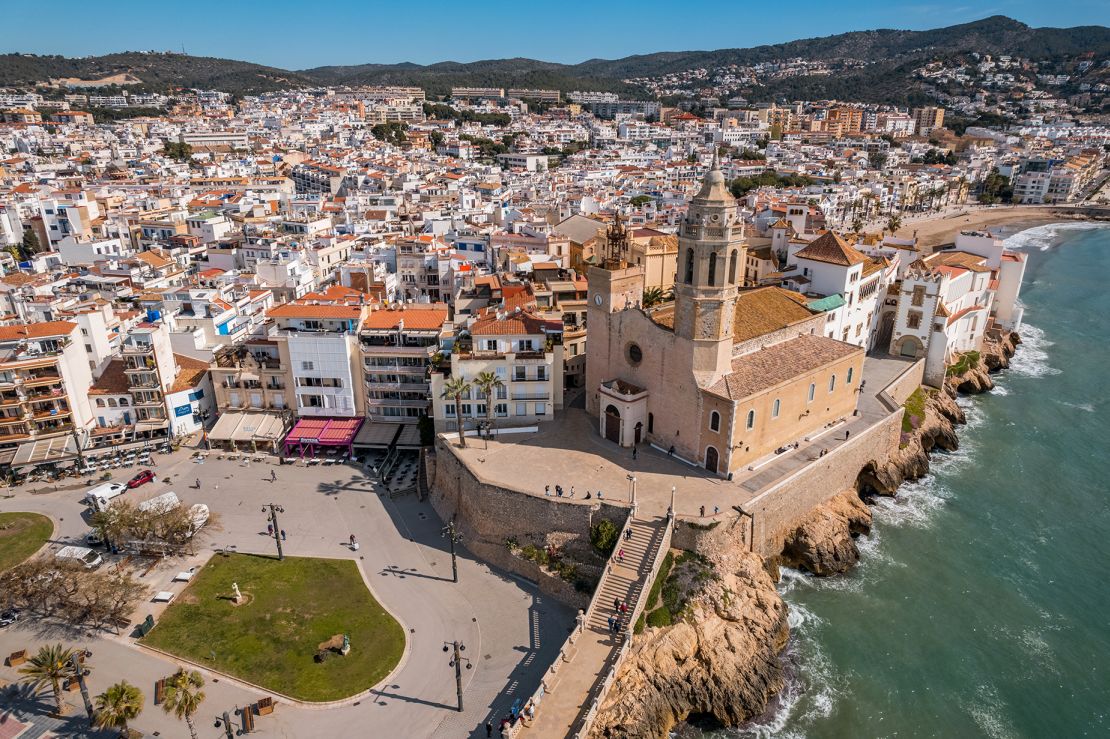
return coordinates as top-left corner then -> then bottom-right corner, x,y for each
69,649 -> 93,723
261,503 -> 285,560
441,519 -> 462,583
443,640 -> 472,711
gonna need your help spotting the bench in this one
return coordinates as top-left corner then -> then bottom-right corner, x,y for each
256,696 -> 274,716
6,649 -> 26,667
154,678 -> 166,705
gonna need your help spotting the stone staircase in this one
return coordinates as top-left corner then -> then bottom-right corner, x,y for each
519,515 -> 669,738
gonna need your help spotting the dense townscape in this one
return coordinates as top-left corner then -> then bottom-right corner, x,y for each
0,14 -> 1107,739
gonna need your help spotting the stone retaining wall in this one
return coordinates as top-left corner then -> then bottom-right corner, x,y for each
428,437 -> 625,609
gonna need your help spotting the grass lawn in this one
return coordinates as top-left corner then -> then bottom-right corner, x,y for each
0,512 -> 53,573
142,553 -> 405,701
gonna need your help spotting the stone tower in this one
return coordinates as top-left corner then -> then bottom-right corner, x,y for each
673,153 -> 746,384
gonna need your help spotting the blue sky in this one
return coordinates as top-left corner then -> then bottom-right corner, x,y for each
4,1 -> 1107,69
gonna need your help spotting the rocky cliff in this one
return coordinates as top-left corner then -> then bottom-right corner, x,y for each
947,330 -> 1021,394
589,550 -> 788,738
779,489 -> 873,576
859,387 -> 964,495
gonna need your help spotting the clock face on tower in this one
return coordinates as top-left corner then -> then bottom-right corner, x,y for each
595,294 -> 603,306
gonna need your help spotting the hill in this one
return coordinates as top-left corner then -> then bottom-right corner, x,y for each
0,51 -> 313,95
3,17 -> 1107,104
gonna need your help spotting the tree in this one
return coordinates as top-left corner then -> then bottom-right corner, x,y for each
868,152 -> 888,170
428,130 -> 445,149
370,122 -> 407,146
161,141 -> 192,162
629,195 -> 652,207
642,286 -> 667,307
1,558 -> 145,631
886,214 -> 903,234
473,370 -> 504,439
95,681 -> 143,737
161,669 -> 205,739
20,228 -> 40,259
441,376 -> 472,448
19,644 -> 77,715
851,214 -> 865,233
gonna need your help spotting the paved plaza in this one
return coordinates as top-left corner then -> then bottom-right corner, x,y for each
0,448 -> 573,738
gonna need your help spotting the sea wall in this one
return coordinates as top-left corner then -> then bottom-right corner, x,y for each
427,437 -> 625,609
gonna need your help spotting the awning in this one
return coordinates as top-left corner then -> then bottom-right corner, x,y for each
352,422 -> 402,449
395,425 -> 423,449
11,434 -> 80,468
208,412 -> 286,443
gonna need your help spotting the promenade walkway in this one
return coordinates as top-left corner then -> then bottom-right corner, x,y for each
519,516 -> 668,738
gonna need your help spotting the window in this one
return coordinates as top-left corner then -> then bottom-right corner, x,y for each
484,339 -> 497,351
301,361 -> 314,371
627,343 -> 643,364
445,404 -> 455,416
514,366 -> 526,381
847,367 -> 854,384
808,381 -> 817,403
119,398 -> 129,407
708,252 -> 717,286
684,249 -> 694,284
746,409 -> 755,430
773,399 -> 781,418
515,402 -> 526,416
729,249 -> 738,284
535,402 -> 546,415
96,398 -> 105,407
907,311 -> 922,330
461,403 -> 472,416
709,411 -> 720,432
647,412 -> 654,433
495,403 -> 508,417
829,375 -> 837,392
911,285 -> 925,307
537,367 -> 547,381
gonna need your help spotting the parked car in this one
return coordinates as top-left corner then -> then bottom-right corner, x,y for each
85,532 -> 104,547
0,609 -> 19,627
127,470 -> 156,489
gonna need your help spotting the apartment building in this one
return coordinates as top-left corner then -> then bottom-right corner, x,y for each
911,106 -> 946,136
430,307 -> 564,433
359,305 -> 449,425
267,300 -> 369,418
0,322 -> 95,453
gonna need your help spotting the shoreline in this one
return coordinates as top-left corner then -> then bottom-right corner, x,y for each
886,205 -> 1107,250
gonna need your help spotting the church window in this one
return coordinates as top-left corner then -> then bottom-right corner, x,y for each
708,252 -> 717,286
746,409 -> 755,430
729,250 -> 738,284
627,343 -> 643,365
648,413 -> 654,433
847,367 -> 854,384
907,311 -> 922,330
684,249 -> 694,284
911,285 -> 925,306
709,411 -> 720,432
772,399 -> 781,418
808,383 -> 816,402
829,374 -> 837,392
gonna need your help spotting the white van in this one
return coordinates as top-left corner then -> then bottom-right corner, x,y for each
56,545 -> 103,569
84,483 -> 127,513
138,491 -> 181,514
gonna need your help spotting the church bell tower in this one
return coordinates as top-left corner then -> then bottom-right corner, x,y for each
673,152 -> 746,383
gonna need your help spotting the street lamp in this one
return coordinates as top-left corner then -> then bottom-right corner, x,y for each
443,640 -> 472,711
261,503 -> 285,560
441,520 -> 462,583
69,649 -> 93,723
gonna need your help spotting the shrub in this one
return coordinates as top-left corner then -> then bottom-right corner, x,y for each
646,607 -> 672,628
634,613 -> 646,634
644,551 -> 675,611
590,520 -> 620,556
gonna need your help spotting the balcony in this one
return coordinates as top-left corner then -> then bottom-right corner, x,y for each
122,343 -> 155,356
32,407 -> 71,420
366,380 -> 430,393
511,391 -> 551,401
366,398 -> 430,409
22,374 -> 62,389
360,344 -> 436,357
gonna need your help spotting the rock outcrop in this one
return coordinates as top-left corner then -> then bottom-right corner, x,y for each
946,329 -> 1021,394
590,550 -> 788,739
858,387 -> 964,495
779,490 -> 873,576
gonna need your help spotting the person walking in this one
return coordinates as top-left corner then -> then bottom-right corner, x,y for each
624,528 -> 632,542
617,548 -> 625,564
195,478 -> 201,489
280,529 -> 286,541
713,506 -> 719,515
569,486 -> 575,498
486,720 -> 493,738
845,429 -> 851,440
607,615 -> 615,633
267,523 -> 274,536
619,601 -> 628,615
700,505 -> 705,517
632,445 -> 637,460
545,485 -> 551,496
270,469 -> 276,483
614,596 -> 621,611
349,533 -> 356,547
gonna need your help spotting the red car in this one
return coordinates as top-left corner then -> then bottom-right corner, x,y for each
127,470 -> 156,489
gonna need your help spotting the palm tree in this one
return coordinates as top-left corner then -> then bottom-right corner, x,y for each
886,214 -> 902,234
642,286 -> 666,307
94,680 -> 144,737
441,376 -> 472,447
473,370 -> 503,440
161,669 -> 205,739
18,644 -> 77,715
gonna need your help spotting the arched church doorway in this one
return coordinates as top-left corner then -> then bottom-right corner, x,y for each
634,421 -> 643,444
604,404 -> 621,444
704,445 -> 719,474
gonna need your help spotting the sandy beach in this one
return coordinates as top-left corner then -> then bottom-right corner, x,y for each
889,204 -> 1101,250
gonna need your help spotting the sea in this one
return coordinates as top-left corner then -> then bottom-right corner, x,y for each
708,221 -> 1110,739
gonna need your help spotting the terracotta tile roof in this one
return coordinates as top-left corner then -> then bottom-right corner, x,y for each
89,359 -> 130,395
135,250 -> 174,269
267,303 -> 364,320
793,231 -> 867,267
170,354 -> 210,394
0,321 -> 77,341
362,306 -> 448,331
652,287 -> 814,343
708,334 -> 862,400
471,308 -> 561,336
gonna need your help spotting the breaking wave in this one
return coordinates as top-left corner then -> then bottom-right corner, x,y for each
1008,323 -> 1059,378
1003,221 -> 1110,252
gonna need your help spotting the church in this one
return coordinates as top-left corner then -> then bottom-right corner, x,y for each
585,157 -> 865,477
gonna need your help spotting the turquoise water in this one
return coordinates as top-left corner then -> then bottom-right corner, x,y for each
731,222 -> 1110,739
